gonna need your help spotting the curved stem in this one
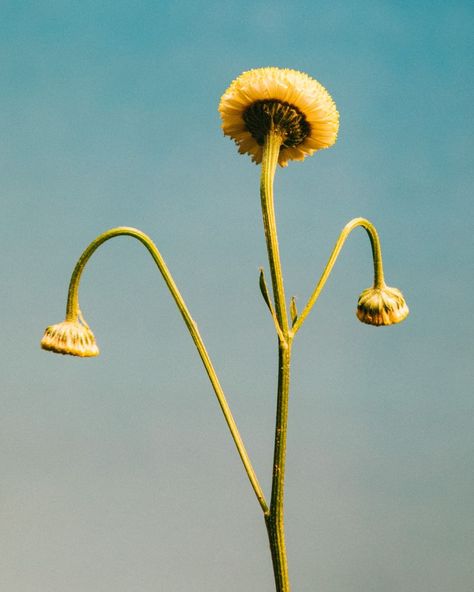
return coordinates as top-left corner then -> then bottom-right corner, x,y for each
292,217 -> 385,334
65,226 -> 269,515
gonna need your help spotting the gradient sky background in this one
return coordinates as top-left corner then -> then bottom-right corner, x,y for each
1,2 -> 473,591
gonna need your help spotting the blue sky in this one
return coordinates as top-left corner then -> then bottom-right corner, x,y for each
1,2 -> 473,591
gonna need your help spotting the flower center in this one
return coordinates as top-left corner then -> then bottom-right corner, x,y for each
243,100 -> 311,148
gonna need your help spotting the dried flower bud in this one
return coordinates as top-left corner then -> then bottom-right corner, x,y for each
41,320 -> 99,357
356,285 -> 409,327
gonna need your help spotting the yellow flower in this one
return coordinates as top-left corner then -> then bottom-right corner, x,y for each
356,284 -> 409,327
40,319 -> 99,357
218,67 -> 339,167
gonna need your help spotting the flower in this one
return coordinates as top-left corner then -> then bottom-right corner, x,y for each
41,319 -> 99,357
219,67 -> 339,166
356,284 -> 409,327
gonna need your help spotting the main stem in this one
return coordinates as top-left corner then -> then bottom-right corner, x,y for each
260,131 -> 292,592
266,342 -> 292,591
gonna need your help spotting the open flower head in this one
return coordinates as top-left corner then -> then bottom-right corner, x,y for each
41,319 -> 99,357
219,67 -> 339,167
356,285 -> 409,327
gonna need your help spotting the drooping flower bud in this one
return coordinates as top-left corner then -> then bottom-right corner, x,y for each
41,319 -> 99,357
356,284 -> 409,327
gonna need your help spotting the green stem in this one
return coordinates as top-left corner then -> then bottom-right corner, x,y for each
260,131 -> 290,337
65,226 -> 269,515
260,131 -> 292,592
265,342 -> 292,592
293,217 -> 385,334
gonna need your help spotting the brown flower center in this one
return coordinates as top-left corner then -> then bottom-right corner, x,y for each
243,100 -> 310,148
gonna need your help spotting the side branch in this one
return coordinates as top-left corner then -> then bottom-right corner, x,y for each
66,226 -> 269,514
292,217 -> 384,334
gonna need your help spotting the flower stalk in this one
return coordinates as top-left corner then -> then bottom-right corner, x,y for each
293,217 -> 385,334
260,131 -> 293,590
45,226 -> 268,514
259,131 -> 290,338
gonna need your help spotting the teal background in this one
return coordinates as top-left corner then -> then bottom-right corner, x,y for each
1,2 -> 473,590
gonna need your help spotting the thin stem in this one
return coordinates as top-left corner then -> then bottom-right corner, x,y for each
260,131 -> 290,338
293,217 -> 385,334
260,132 -> 292,592
265,342 -> 292,592
65,226 -> 269,515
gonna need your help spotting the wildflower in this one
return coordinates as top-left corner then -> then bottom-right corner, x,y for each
356,284 -> 409,326
41,318 -> 99,357
219,67 -> 339,166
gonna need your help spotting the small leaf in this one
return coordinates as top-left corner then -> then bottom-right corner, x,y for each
290,296 -> 298,326
259,267 -> 273,312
